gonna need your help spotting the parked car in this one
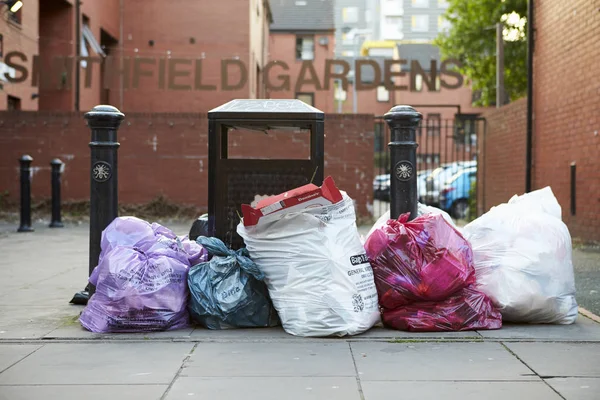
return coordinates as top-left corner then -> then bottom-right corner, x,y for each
439,166 -> 477,219
423,161 -> 476,206
373,174 -> 390,201
374,169 -> 434,202
417,169 -> 434,202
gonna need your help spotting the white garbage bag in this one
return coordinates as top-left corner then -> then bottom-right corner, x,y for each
237,193 -> 381,337
462,187 -> 578,324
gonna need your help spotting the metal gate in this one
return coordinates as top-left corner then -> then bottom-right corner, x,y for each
372,114 -> 486,221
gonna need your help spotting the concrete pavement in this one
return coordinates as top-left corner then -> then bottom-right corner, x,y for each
0,220 -> 599,400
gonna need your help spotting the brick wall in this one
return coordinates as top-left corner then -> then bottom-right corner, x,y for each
0,0 -> 39,111
0,111 -> 374,219
479,98 -> 527,215
479,0 -> 600,242
268,32 -> 336,113
531,0 -> 600,241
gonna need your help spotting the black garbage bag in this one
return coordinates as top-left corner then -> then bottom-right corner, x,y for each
188,236 -> 280,329
189,214 -> 209,241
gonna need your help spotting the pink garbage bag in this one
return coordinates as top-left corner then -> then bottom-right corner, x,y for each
381,287 -> 502,332
364,213 -> 476,309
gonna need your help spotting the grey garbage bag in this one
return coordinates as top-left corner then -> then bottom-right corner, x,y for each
187,236 -> 280,329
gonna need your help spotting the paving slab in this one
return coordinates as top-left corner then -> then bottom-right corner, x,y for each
165,377 -> 361,400
181,342 -> 356,377
351,342 -> 537,381
0,343 -> 194,385
545,378 -> 600,400
0,306 -> 78,339
361,381 -> 561,400
352,326 -> 482,340
505,343 -> 600,378
476,315 -> 600,341
0,344 -> 41,373
0,385 -> 167,400
189,326 -> 294,341
45,323 -> 195,340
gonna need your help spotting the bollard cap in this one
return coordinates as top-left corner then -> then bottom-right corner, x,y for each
19,154 -> 33,162
84,105 -> 125,129
384,105 -> 423,124
50,158 -> 63,166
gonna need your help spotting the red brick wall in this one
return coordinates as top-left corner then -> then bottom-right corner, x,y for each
479,98 -> 527,215
479,1 -> 600,242
0,111 -> 374,219
117,0 -> 258,113
268,32 -> 336,113
0,0 -> 39,111
38,0 -> 74,111
531,0 -> 600,241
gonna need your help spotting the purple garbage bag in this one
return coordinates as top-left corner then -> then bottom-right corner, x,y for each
81,243 -> 191,333
82,217 -> 209,333
96,216 -> 208,272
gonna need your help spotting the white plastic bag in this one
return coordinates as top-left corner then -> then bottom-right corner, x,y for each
463,187 -> 577,324
237,193 -> 381,337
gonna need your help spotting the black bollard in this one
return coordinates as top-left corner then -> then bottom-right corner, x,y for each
70,105 -> 124,305
17,155 -> 35,232
384,105 -> 422,221
49,158 -> 64,228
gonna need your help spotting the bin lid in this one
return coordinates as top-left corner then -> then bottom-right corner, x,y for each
208,99 -> 324,121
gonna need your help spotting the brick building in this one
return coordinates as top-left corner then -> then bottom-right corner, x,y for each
0,0 -> 39,111
479,0 -> 599,241
267,0 -> 336,112
1,0 -> 273,113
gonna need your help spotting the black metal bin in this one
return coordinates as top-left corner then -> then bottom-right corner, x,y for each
207,99 -> 325,249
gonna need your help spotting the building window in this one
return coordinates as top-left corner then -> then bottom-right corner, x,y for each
8,6 -> 22,25
426,114 -> 441,136
7,95 -> 21,111
411,15 -> 429,32
81,16 -> 106,68
383,16 -> 403,40
414,74 -> 423,91
342,7 -> 359,23
438,15 -> 451,32
377,86 -> 390,102
412,0 -> 429,7
342,33 -> 354,45
296,92 -> 314,106
365,9 -> 372,23
296,36 -> 314,60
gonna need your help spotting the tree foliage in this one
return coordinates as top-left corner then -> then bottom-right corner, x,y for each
434,0 -> 528,107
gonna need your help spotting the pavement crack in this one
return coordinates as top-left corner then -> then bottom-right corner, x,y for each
348,342 -> 365,400
0,344 -> 44,375
160,342 -> 197,400
500,342 -> 567,400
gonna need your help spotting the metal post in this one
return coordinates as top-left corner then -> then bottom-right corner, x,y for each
18,155 -> 34,232
496,22 -> 505,108
352,37 -> 358,114
71,105 -> 124,304
86,105 -> 124,283
384,105 -> 422,221
49,158 -> 64,228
